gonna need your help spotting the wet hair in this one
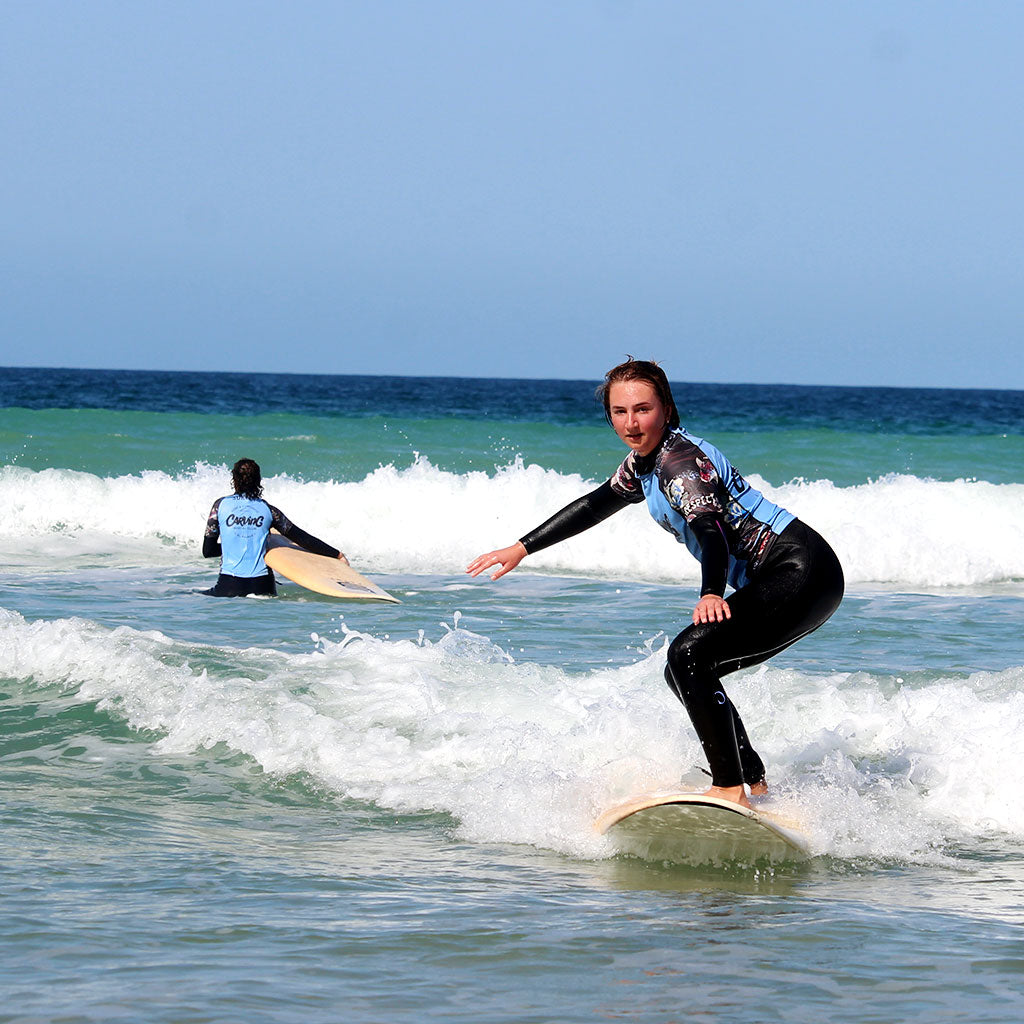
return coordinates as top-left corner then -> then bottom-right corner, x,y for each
597,357 -> 680,429
231,458 -> 264,500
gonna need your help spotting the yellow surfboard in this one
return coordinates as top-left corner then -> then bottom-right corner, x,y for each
596,790 -> 811,865
265,534 -> 400,603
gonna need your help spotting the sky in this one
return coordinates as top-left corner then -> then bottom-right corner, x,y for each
1,1 -> 1022,389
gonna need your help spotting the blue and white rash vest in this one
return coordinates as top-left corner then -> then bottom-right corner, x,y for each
610,428 -> 795,590
204,495 -> 294,578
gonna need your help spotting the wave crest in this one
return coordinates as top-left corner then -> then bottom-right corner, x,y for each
0,460 -> 1021,587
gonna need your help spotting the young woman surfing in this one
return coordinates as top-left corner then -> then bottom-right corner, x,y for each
466,359 -> 844,808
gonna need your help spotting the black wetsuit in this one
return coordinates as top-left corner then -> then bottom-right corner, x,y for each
519,428 -> 844,789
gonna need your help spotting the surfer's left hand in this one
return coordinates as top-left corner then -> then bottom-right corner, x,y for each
693,594 -> 730,624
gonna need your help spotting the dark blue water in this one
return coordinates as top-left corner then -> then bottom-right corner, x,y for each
4,365 -> 1022,434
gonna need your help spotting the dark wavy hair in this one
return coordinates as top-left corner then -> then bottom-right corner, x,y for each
597,357 -> 680,429
231,458 -> 264,500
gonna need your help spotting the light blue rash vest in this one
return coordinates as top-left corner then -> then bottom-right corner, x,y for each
209,495 -> 280,578
610,428 -> 795,590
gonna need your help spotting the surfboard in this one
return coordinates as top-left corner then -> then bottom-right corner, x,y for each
264,534 -> 400,603
596,790 -> 811,865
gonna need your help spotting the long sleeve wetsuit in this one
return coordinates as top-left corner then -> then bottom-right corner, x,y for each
519,428 -> 844,789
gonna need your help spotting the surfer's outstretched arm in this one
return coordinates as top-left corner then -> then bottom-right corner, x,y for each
467,480 -> 628,580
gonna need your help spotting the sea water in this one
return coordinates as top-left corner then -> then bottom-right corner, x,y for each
1,367 -> 1023,1022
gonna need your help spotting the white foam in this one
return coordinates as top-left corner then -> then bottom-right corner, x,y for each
3,606 -> 1022,863
1,460 -> 1022,586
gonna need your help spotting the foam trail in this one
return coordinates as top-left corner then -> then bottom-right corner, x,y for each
3,607 -> 1023,863
1,461 -> 1022,585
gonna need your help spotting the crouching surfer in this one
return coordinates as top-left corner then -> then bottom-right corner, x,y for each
202,458 -> 348,597
467,358 -> 844,809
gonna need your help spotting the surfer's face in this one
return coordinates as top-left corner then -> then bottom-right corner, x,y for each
608,380 -> 669,457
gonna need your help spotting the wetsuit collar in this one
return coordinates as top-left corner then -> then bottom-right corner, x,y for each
632,426 -> 672,473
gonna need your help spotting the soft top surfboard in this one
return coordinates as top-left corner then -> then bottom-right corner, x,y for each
596,790 -> 811,865
265,533 -> 400,603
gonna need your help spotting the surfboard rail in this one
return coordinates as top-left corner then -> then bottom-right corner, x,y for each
265,533 -> 400,602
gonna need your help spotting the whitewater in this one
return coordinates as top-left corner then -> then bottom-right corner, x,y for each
2,457 -> 1022,587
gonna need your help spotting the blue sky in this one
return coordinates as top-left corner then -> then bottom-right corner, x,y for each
2,2 -> 1022,388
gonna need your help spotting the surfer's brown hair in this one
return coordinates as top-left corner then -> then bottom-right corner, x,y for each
231,458 -> 264,500
597,357 -> 680,429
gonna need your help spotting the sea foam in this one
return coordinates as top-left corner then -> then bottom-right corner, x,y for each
0,459 -> 1022,587
3,606 -> 1023,863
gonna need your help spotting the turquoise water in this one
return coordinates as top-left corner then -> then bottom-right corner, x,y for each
2,369 -> 1024,1022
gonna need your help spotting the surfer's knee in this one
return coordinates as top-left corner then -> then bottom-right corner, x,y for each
665,625 -> 718,701
667,625 -> 716,676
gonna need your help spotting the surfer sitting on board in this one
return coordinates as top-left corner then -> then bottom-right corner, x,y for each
467,358 -> 844,809
202,458 -> 348,597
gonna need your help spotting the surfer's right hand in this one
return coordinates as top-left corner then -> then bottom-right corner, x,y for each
466,541 -> 527,581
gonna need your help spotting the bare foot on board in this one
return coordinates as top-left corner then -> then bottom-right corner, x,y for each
748,780 -> 769,802
703,784 -> 753,810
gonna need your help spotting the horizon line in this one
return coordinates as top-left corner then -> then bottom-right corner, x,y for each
2,363 -> 1022,395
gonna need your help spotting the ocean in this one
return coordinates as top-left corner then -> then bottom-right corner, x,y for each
2,366 -> 1023,1022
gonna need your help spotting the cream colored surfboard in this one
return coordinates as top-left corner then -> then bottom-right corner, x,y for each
596,790 -> 811,864
265,534 -> 400,603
